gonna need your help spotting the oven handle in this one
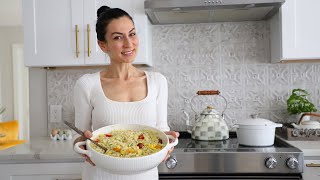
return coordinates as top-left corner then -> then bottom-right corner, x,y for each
159,175 -> 302,179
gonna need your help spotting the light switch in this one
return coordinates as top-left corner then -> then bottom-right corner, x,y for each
50,105 -> 62,122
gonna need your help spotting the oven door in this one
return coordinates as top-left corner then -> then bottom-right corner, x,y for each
159,173 -> 303,180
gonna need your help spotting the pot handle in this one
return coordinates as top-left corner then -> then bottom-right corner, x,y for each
74,141 -> 92,157
166,135 -> 179,150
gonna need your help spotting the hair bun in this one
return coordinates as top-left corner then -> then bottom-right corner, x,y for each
97,6 -> 111,18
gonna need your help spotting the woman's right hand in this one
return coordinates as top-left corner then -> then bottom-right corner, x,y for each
74,130 -> 96,166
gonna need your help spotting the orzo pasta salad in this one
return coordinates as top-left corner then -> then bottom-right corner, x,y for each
90,129 -> 164,158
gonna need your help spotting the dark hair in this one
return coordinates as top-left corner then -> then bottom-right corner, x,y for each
96,6 -> 134,41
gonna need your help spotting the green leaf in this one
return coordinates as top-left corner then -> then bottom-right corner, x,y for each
287,89 -> 317,114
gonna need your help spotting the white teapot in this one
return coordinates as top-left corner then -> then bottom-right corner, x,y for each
183,90 -> 229,141
291,113 -> 320,129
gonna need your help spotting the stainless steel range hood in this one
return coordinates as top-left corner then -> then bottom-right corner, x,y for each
144,0 -> 285,24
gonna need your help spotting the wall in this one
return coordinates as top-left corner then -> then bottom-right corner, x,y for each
41,21 -> 320,135
0,26 -> 23,121
29,68 -> 48,137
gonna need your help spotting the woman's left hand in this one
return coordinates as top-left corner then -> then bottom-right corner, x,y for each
163,131 -> 179,162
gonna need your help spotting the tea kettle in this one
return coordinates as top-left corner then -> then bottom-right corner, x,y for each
291,113 -> 320,129
183,90 -> 229,141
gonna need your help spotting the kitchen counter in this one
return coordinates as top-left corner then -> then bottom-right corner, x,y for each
277,135 -> 320,157
0,136 -> 84,164
1,135 -> 320,164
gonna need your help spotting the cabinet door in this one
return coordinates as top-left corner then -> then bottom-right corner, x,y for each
102,0 -> 152,66
281,0 -> 320,60
0,162 -> 82,180
23,0 -> 84,67
12,174 -> 81,180
303,160 -> 320,180
83,0 -> 108,65
133,15 -> 152,66
132,0 -> 152,66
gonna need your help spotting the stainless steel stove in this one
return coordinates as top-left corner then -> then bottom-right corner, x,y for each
158,132 -> 304,180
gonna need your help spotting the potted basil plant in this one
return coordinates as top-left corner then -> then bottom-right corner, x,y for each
287,89 -> 317,121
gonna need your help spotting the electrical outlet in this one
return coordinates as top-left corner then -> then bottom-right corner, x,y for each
50,105 -> 62,122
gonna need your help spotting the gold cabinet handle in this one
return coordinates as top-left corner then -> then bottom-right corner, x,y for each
75,25 -> 80,58
306,163 -> 320,167
87,24 -> 91,57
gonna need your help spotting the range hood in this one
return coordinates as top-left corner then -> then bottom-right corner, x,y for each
144,0 -> 285,24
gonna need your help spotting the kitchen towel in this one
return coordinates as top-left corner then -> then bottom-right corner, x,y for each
0,120 -> 25,150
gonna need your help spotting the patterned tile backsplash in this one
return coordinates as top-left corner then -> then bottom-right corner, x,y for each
47,21 -> 320,133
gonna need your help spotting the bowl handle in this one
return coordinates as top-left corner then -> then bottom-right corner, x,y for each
166,135 -> 179,150
74,141 -> 92,157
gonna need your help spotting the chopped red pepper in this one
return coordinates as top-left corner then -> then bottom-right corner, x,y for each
95,139 -> 99,142
137,143 -> 144,149
105,133 -> 112,137
138,134 -> 144,140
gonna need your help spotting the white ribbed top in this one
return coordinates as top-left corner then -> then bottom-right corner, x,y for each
74,71 -> 170,180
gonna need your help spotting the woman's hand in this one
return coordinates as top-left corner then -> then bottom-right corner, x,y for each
73,130 -> 96,166
163,131 -> 179,162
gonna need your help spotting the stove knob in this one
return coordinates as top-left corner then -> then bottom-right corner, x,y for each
265,157 -> 277,169
165,157 -> 177,169
286,157 -> 298,169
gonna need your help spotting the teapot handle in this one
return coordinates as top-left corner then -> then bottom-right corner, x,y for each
191,90 -> 228,117
197,90 -> 220,95
298,113 -> 320,125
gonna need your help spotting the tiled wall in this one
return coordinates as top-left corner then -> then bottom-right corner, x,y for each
47,21 -> 320,133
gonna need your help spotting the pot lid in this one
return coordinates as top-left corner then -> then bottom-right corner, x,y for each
238,114 -> 279,126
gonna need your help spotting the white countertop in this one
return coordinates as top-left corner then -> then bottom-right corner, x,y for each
0,137 -> 84,164
278,136 -> 320,157
1,136 -> 320,164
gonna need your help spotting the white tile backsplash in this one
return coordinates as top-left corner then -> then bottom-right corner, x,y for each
47,21 -> 320,133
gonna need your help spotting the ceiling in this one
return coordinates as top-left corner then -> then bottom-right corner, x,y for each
0,0 -> 22,26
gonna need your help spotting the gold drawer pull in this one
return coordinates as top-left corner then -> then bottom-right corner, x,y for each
75,25 -> 80,58
87,24 -> 91,57
306,163 -> 320,167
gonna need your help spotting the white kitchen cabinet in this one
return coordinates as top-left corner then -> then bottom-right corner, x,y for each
270,0 -> 320,63
22,0 -> 106,67
0,162 -> 82,180
303,159 -> 320,180
103,0 -> 153,66
22,0 -> 152,67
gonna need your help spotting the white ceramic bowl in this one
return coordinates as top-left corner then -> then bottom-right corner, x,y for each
74,124 -> 178,174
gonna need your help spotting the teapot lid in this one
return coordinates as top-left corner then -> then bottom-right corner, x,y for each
201,106 -> 219,115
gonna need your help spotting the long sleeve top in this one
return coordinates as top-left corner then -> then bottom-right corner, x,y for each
74,71 -> 170,180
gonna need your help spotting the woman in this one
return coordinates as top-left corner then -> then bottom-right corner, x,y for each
73,6 -> 179,180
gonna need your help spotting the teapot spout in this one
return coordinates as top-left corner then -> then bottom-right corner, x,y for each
183,110 -> 192,134
291,123 -> 302,129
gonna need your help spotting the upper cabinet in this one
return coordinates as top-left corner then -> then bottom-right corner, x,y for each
22,0 -> 152,67
104,0 -> 152,66
270,0 -> 320,63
